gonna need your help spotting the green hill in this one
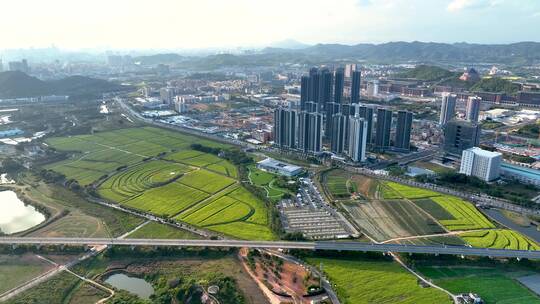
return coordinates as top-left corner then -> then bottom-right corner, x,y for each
0,71 -> 129,99
398,65 -> 457,81
470,77 -> 520,95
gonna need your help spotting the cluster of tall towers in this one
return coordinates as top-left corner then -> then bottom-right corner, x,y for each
274,66 -> 414,162
439,93 -> 482,156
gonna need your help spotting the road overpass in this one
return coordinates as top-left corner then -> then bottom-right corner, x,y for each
2,237 -> 540,259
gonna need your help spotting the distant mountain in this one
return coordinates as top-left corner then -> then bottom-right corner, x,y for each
259,41 -> 540,64
134,41 -> 540,69
133,53 -> 185,65
0,71 -> 129,99
268,39 -> 310,50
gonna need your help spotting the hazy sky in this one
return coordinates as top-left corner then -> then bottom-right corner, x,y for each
2,0 -> 540,49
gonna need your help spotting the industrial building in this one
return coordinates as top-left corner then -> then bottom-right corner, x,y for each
257,158 -> 303,177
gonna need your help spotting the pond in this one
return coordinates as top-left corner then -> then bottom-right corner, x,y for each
0,190 -> 46,234
104,273 -> 154,300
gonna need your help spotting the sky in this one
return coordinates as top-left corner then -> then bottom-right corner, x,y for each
1,0 -> 540,50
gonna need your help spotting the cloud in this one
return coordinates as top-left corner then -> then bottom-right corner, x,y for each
447,0 -> 501,12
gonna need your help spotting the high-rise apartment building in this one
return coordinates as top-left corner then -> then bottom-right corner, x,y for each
160,87 -> 175,104
351,70 -> 362,104
375,109 -> 392,151
353,104 -> 374,145
348,116 -> 368,162
466,96 -> 481,123
325,102 -> 341,138
440,93 -> 457,126
300,75 -> 310,111
443,120 -> 481,156
394,110 -> 413,151
330,114 -> 347,154
334,67 -> 344,105
273,108 -> 297,149
459,147 -> 502,181
318,68 -> 333,110
345,63 -> 358,78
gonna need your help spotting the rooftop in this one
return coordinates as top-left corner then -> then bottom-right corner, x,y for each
466,147 -> 502,158
257,158 -> 302,174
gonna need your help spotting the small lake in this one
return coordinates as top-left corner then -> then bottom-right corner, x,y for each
104,273 -> 154,300
0,191 -> 46,234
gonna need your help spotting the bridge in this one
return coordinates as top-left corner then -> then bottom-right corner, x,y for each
2,237 -> 540,259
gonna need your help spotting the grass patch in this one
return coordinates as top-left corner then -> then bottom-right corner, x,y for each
383,182 -> 440,199
127,222 -> 201,239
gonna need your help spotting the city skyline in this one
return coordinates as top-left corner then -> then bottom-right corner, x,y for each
1,0 -> 540,50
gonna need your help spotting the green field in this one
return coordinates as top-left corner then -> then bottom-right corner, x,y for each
45,127 -> 274,240
428,196 -> 495,231
0,255 -> 51,294
380,182 -> 493,231
418,266 -> 540,304
98,160 -> 193,202
307,256 -> 451,304
460,229 -> 540,250
177,186 -> 274,240
127,222 -> 201,239
324,170 -> 353,199
177,169 -> 235,194
382,182 -> 440,199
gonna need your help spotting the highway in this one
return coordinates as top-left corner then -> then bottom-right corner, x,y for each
3,237 -> 540,259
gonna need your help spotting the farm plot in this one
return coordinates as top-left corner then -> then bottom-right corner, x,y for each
98,160 -> 192,202
427,196 -> 495,231
122,181 -> 210,217
177,169 -> 236,194
206,160 -> 238,178
177,186 -> 273,240
323,169 -> 354,200
460,229 -> 540,250
44,127 -> 229,185
350,175 -> 379,199
307,255 -> 451,304
44,127 -> 273,240
418,266 -> 540,304
382,182 -> 440,199
341,200 -> 445,242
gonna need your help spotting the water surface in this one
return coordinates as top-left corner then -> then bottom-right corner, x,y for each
104,273 -> 154,299
0,190 -> 45,234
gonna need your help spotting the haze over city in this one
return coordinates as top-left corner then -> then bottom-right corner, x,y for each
2,0 -> 540,50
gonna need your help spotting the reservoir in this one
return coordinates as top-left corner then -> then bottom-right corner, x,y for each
104,273 -> 154,300
0,190 -> 46,234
